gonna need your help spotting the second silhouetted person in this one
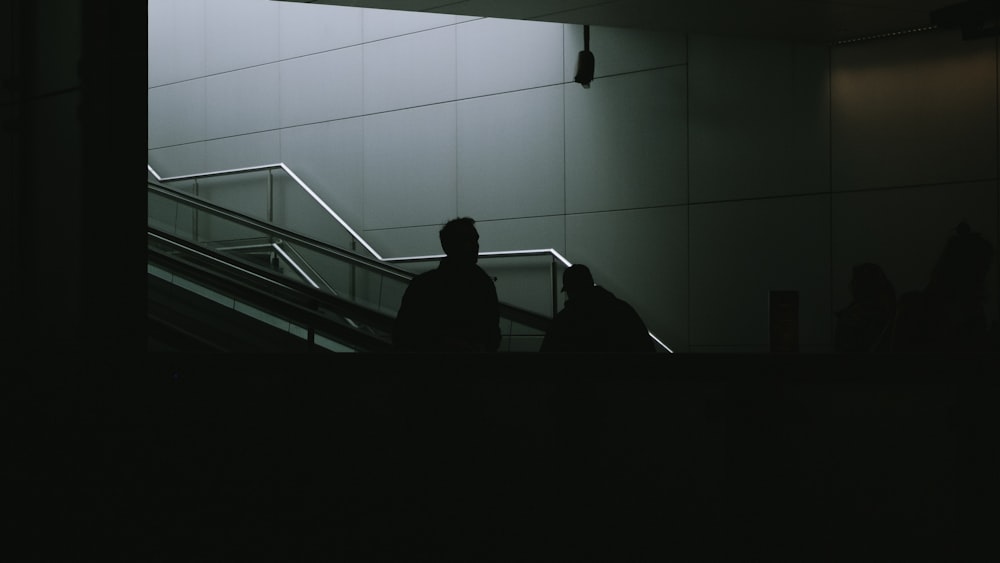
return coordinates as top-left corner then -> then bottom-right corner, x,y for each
541,264 -> 655,353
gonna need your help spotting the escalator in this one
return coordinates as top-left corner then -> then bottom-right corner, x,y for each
148,228 -> 397,353
147,177 -> 554,353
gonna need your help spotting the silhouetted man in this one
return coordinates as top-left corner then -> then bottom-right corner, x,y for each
393,217 -> 501,353
540,264 -> 655,353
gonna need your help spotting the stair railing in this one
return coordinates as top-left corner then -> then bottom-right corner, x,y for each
148,163 -> 672,352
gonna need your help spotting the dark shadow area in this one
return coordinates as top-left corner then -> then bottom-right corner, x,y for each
889,221 -> 998,353
835,262 -> 896,353
9,353 -> 991,561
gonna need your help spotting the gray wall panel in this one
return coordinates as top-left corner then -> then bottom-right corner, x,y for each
148,79 -> 207,149
205,0 -> 280,74
206,64 -> 281,139
689,34 -> 830,202
457,18 -> 564,99
457,86 -> 565,221
690,195 -> 831,351
278,3 -> 363,59
279,47 -> 364,128
204,131 -> 281,172
362,7 -> 457,42
832,29 -> 997,191
565,68 -> 688,213
148,143 -> 207,178
363,103 -> 458,230
148,0 -> 206,87
363,26 -> 456,114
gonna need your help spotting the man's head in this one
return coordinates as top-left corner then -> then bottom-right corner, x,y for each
439,217 -> 480,263
561,264 -> 595,298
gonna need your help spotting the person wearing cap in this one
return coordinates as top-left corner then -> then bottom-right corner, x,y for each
392,217 -> 501,353
540,264 -> 655,353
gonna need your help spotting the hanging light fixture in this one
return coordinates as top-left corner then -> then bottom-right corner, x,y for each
574,25 -> 595,88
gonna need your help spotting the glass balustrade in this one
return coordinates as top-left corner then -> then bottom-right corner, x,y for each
147,163 -> 671,353
148,180 -> 552,352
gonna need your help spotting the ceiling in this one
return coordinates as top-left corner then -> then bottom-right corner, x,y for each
283,1 -> 969,44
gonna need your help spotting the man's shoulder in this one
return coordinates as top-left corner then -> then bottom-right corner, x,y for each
405,268 -> 442,292
551,305 -> 584,326
472,264 -> 495,279
605,292 -> 639,314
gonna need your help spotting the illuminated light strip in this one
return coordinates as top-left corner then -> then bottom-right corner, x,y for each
149,231 -> 287,288
214,243 -> 270,252
272,242 -> 320,289
151,163 -> 382,258
399,249 -> 573,266
834,25 -> 938,45
650,332 -> 674,353
150,164 -> 575,266
277,164 -> 384,259
480,248 -> 573,267
210,239 -> 323,290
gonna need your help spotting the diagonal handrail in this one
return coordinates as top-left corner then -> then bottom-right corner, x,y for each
149,163 -> 572,266
148,163 -> 673,352
147,180 -> 414,282
147,179 -> 555,338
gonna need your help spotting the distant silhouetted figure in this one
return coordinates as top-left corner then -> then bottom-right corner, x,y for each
889,221 -> 997,353
835,263 -> 896,353
393,217 -> 501,353
540,264 -> 655,353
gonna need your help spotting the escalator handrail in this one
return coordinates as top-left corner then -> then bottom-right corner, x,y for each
148,165 -> 672,352
148,228 -> 396,352
148,180 -> 412,283
147,187 -> 555,335
149,163 -> 574,267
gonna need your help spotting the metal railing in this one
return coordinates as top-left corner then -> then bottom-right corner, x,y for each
147,163 -> 673,352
